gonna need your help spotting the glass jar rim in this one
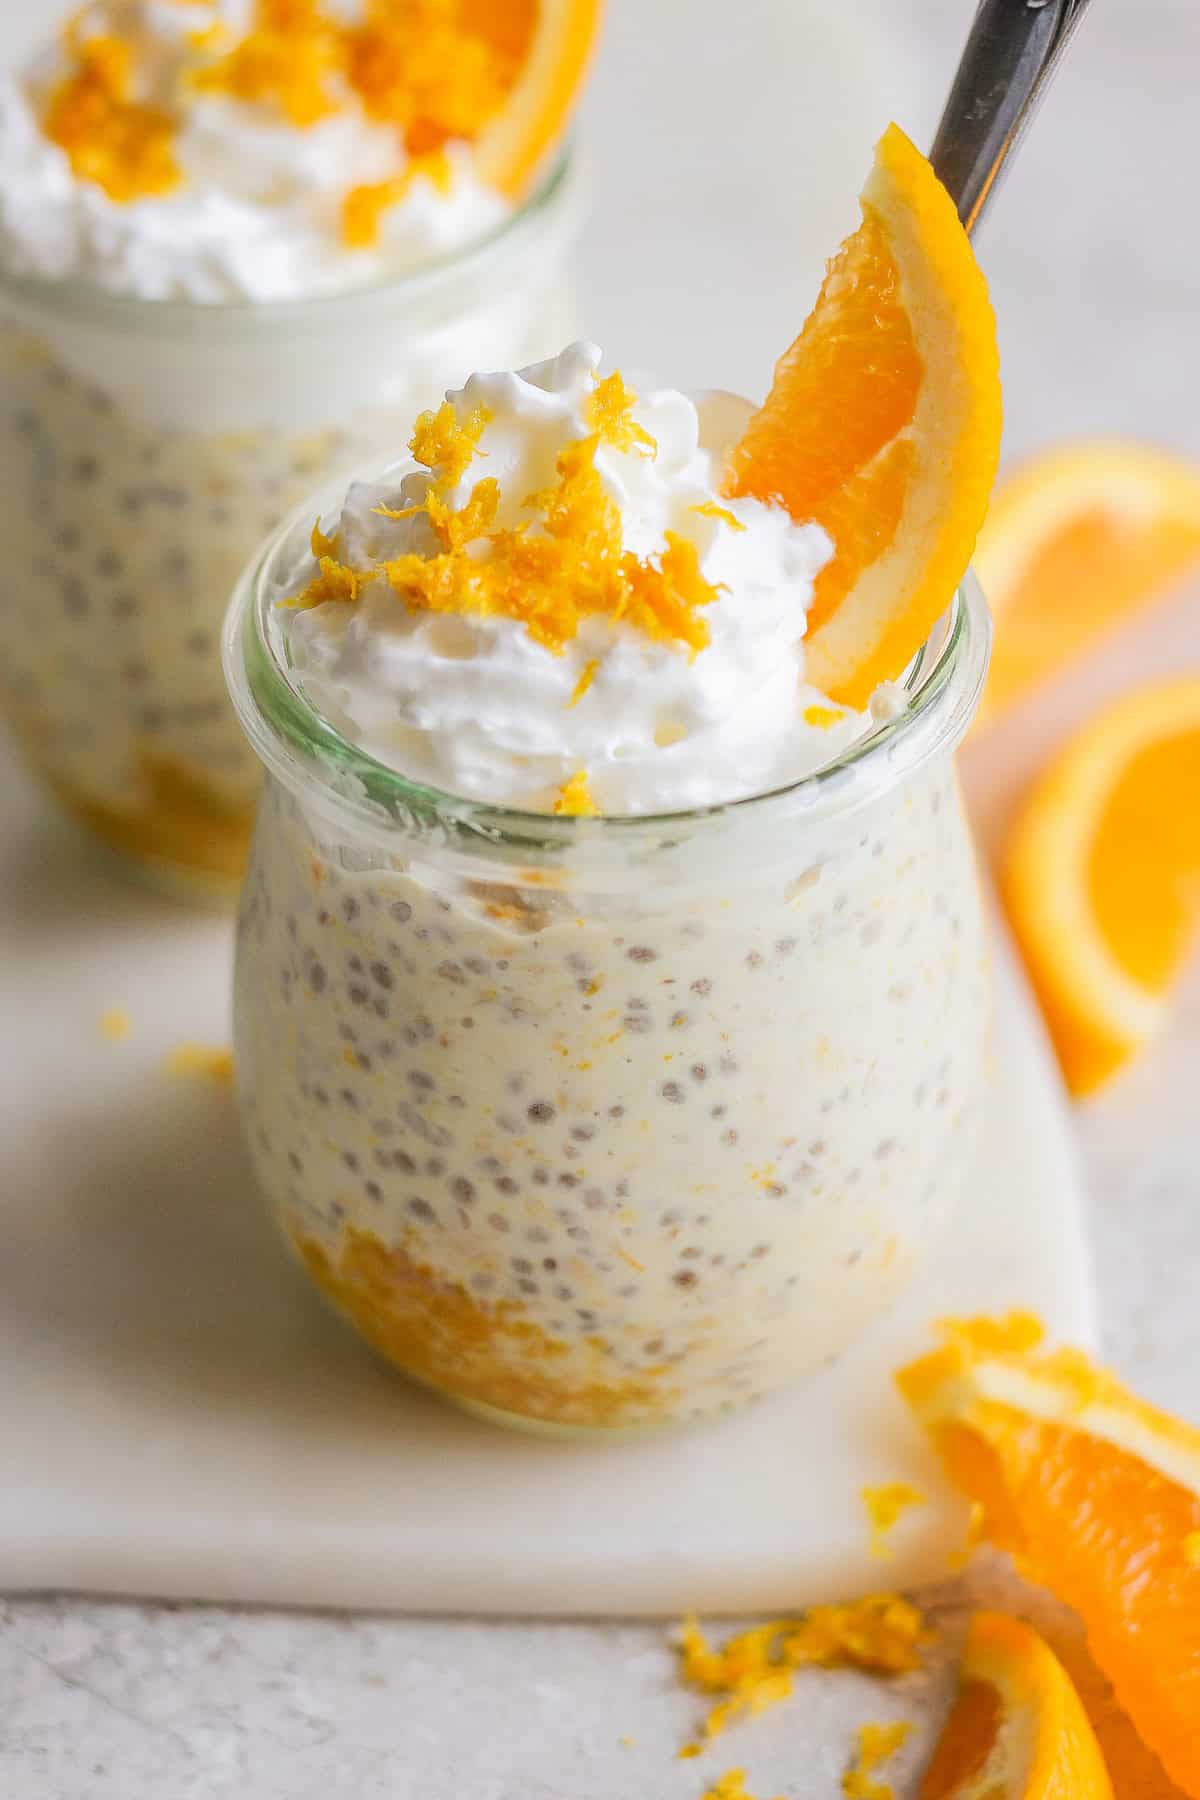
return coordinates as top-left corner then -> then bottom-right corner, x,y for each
0,147 -> 576,341
223,488 -> 992,870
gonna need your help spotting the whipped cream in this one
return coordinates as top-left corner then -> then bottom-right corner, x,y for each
0,0 -> 508,302
279,342 -> 893,815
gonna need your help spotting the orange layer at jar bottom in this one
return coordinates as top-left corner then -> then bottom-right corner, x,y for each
296,1227 -> 685,1430
47,749 -> 254,889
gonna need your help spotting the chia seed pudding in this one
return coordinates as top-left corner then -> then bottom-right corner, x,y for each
222,345 -> 993,1432
0,2 -> 579,894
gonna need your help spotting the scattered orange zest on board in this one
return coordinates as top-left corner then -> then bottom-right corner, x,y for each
723,123 -> 1001,708
676,1595 -> 928,1751
844,1720 -> 912,1800
975,442 -> 1200,723
899,1315 -> 1200,1796
165,1043 -> 235,1083
918,1613 -> 1112,1799
1001,676 -> 1200,1095
862,1482 -> 925,1560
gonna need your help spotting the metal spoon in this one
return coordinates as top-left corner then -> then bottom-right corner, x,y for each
930,0 -> 1095,234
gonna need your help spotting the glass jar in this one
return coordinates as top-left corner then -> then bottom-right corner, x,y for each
224,522 -> 992,1435
0,154 -> 577,900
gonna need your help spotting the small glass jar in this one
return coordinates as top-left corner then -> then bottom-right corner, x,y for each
0,154 -> 577,899
224,519 -> 992,1435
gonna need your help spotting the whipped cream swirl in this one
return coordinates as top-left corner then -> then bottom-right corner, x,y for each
0,0 -> 508,302
278,342 -> 896,816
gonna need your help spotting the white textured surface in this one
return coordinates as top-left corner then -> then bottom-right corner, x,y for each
3,2 -> 1200,1796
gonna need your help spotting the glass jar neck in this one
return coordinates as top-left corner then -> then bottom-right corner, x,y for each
224,539 -> 992,888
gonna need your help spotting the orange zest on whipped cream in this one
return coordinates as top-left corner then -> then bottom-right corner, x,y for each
341,148 -> 455,246
553,770 -> 598,815
43,19 -> 182,203
40,0 -> 527,221
190,0 -> 343,127
291,382 -> 724,654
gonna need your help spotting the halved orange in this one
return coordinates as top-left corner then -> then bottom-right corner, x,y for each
1001,676 -> 1200,1094
919,1613 -> 1112,1799
976,443 -> 1200,724
723,123 -> 1001,709
467,0 -> 604,196
899,1315 -> 1200,1797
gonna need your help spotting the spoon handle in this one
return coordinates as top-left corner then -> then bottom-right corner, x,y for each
930,0 -> 1095,235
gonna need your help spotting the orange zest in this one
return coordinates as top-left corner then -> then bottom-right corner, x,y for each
918,1613 -> 1112,1799
676,1595 -> 928,1751
44,0 -> 600,221
861,1481 -> 925,1560
899,1315 -> 1200,1796
844,1722 -> 913,1800
293,386 -> 722,654
723,123 -> 1001,708
1001,676 -> 1200,1094
44,25 -> 181,203
976,442 -> 1200,723
553,769 -> 597,815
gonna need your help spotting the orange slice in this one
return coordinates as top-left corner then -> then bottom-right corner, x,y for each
919,1613 -> 1112,1799
723,123 -> 1001,709
469,0 -> 604,197
976,443 -> 1200,724
899,1315 -> 1200,1797
1001,676 -> 1200,1095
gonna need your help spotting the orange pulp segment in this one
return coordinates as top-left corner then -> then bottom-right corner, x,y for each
723,123 -> 1001,708
899,1315 -> 1200,1796
976,442 -> 1200,723
919,1613 -> 1112,1799
1001,676 -> 1200,1094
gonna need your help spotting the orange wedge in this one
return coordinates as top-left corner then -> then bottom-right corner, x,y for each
468,0 -> 603,196
1001,675 -> 1200,1094
899,1315 -> 1200,1797
977,443 -> 1200,723
723,123 -> 1001,709
919,1613 -> 1112,1799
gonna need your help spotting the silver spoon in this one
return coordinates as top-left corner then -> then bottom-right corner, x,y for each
931,0 -> 1095,234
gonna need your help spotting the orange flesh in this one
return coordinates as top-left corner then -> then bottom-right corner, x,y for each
724,206 -> 923,625
917,1681 -> 1002,1799
986,510 -> 1200,716
933,1414 -> 1200,1796
1087,728 -> 1200,990
1045,1632 -> 1191,1800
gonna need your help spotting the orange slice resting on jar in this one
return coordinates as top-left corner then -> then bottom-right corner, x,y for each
467,0 -> 604,197
1001,675 -> 1200,1095
899,1314 -> 1200,1798
919,1613 -> 1113,1800
723,123 -> 1002,709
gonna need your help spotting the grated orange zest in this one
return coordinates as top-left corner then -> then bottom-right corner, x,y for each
862,1482 -> 925,1560
165,1043 -> 235,1083
344,0 -> 517,153
586,371 -> 657,456
692,501 -> 746,532
43,24 -> 182,203
804,702 -> 845,729
341,148 -> 454,246
410,400 -> 493,485
554,770 -> 598,816
569,659 -> 600,705
702,1772 -> 784,1800
191,0 -> 343,127
677,1595 -> 928,1747
843,1722 -> 912,1800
